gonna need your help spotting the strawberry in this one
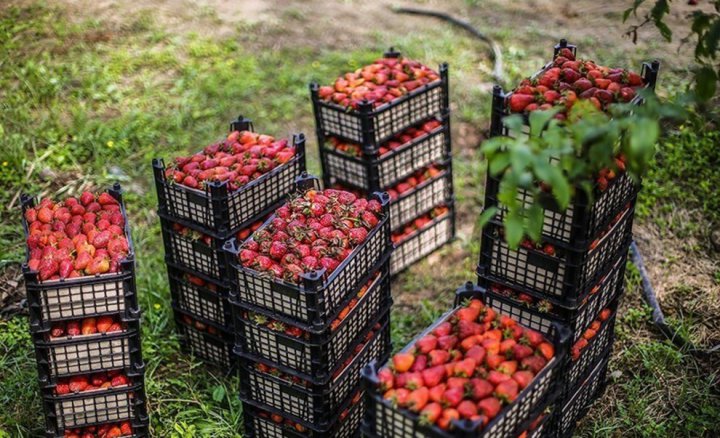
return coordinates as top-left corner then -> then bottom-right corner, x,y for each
468,378 -> 494,400
512,370 -> 534,389
420,365 -> 446,388
442,386 -> 464,407
66,322 -> 80,336
80,191 -> 95,206
68,375 -> 88,392
498,360 -> 518,375
410,354 -> 428,372
392,352 -> 415,373
452,358 -> 476,378
437,335 -> 458,350
523,329 -> 544,347
120,422 -> 132,435
404,372 -> 424,390
521,355 -> 547,374
407,387 -> 429,412
55,382 -> 70,395
416,334 -> 438,354
419,402 -> 442,426
477,397 -> 502,419
433,322 -> 452,337
488,370 -> 511,385
378,368 -> 394,391
429,349 -> 450,366
508,93 -> 535,112
599,308 -> 612,321
96,316 -> 114,333
465,345 -> 486,364
455,306 -> 480,322
512,344 -> 534,360
457,400 -> 478,419
537,342 -> 554,360
495,379 -> 519,402
437,408 -> 460,430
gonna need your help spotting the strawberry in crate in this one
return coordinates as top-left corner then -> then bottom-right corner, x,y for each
164,129 -> 296,191
317,56 -> 440,110
363,284 -> 567,437
63,421 -> 133,438
238,188 -> 383,282
507,47 -> 646,118
24,191 -> 130,281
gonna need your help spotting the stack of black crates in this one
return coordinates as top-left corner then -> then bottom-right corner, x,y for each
153,115 -> 307,371
311,48 -> 456,275
21,184 -> 149,437
475,40 -> 660,438
223,174 -> 394,437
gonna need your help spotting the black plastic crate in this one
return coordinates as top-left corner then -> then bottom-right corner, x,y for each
167,262 -> 232,329
174,308 -> 235,371
159,214 -> 230,280
224,174 -> 393,331
21,184 -> 139,333
32,316 -> 143,381
234,261 -> 391,382
331,163 -> 454,232
489,39 -> 660,139
485,172 -> 639,248
557,305 -> 616,404
310,51 -> 449,147
547,356 -> 610,438
319,115 -> 451,192
477,206 -> 634,308
362,283 -> 570,438
480,255 -> 625,343
390,205 -> 455,275
153,116 -> 306,234
239,312 -> 391,428
243,388 -> 365,438
42,369 -> 148,432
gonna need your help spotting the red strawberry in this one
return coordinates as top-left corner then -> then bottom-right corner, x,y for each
68,375 -> 88,392
437,408 -> 460,430
477,397 -> 502,419
433,322 -> 452,337
521,355 -> 547,374
437,335 -> 458,350
498,360 -> 518,375
404,372 -> 424,390
407,387 -> 429,412
55,382 -> 70,395
523,329 -> 544,347
96,316 -> 114,333
111,375 -> 129,387
410,354 -> 428,372
378,368 -> 394,391
468,377 -> 492,399
416,334 -> 438,354
455,306 -> 480,322
488,370 -> 511,385
419,402 -> 442,426
508,93 -> 535,112
537,342 -> 554,360
457,319 -> 482,339
429,349 -> 450,366
457,400 -> 478,419
97,193 -> 117,205
420,365 -> 446,388
452,358 -> 476,378
464,345 -> 486,365
348,227 -> 368,244
442,386 -> 464,407
599,308 -> 612,321
512,370 -> 534,389
495,379 -> 519,402
392,352 -> 415,373
80,191 -> 95,206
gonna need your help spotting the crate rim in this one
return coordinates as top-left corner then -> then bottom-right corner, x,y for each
20,183 -> 136,286
32,319 -> 141,346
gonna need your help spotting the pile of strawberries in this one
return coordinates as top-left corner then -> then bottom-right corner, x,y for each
386,165 -> 444,201
238,189 -> 383,283
180,313 -> 220,336
24,192 -> 129,281
50,316 -> 124,338
392,206 -> 450,246
329,119 -> 443,157
317,57 -> 440,110
377,298 -> 554,430
571,308 -> 612,360
63,422 -> 132,438
164,130 -> 296,192
184,273 -> 220,292
55,370 -> 129,395
508,47 -> 645,117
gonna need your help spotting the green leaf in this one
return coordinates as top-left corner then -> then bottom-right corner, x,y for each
505,212 -> 524,249
528,109 -> 558,138
502,115 -> 524,134
526,203 -> 544,243
655,20 -> 673,42
547,166 -> 571,209
509,143 -> 533,172
695,66 -> 718,101
704,19 -> 720,58
488,153 -> 511,176
480,136 -> 508,156
477,207 -> 499,230
212,385 -> 225,402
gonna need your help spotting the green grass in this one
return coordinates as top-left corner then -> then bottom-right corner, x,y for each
0,2 -> 719,437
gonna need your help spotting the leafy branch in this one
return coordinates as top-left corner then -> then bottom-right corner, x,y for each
480,94 -> 684,248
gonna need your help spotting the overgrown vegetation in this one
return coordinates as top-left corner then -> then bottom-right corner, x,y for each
0,2 -> 718,437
